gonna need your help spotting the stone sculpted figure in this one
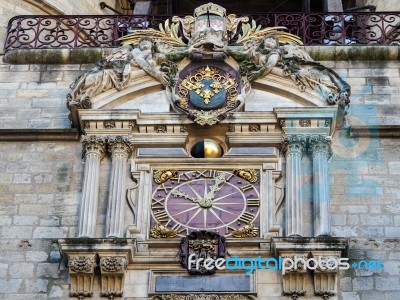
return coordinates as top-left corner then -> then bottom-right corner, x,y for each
244,34 -> 282,81
67,38 -> 173,108
235,34 -> 350,108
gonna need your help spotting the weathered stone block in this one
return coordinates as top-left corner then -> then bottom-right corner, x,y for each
385,227 -> 400,238
13,216 -> 39,226
376,277 -> 400,291
340,277 -> 352,292
0,263 -> 8,278
1,226 -> 32,239
342,292 -> 361,300
36,263 -> 60,279
9,263 -> 34,279
32,227 -> 67,239
360,215 -> 392,226
0,279 -> 22,293
26,251 -> 48,262
353,277 -> 373,291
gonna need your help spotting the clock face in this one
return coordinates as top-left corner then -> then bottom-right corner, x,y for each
150,170 -> 260,238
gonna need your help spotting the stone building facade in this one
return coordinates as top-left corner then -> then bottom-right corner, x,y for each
0,1 -> 399,300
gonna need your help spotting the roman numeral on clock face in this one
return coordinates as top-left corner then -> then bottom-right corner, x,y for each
239,212 -> 255,224
151,197 -> 165,209
240,184 -> 253,192
153,210 -> 169,222
224,225 -> 237,234
194,169 -> 217,178
170,223 -> 189,235
247,198 -> 260,207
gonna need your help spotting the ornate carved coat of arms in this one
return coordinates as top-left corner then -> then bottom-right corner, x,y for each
180,231 -> 226,275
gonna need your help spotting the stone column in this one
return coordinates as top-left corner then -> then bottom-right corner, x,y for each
106,136 -> 133,238
309,135 -> 332,236
283,135 -> 306,236
79,136 -> 106,238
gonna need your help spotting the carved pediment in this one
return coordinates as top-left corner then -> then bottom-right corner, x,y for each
66,3 -> 350,129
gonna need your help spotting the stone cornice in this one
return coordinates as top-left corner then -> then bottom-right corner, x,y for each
0,129 -> 79,141
5,46 -> 399,65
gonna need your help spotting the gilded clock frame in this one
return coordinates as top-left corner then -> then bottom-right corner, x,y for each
149,167 -> 263,239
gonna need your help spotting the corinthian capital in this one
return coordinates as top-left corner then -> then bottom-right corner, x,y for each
82,135 -> 106,159
282,135 -> 307,157
309,135 -> 332,158
107,136 -> 134,158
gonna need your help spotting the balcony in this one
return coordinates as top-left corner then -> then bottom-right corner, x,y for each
4,12 -> 400,63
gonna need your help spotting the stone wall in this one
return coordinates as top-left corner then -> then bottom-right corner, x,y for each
0,141 -> 82,299
0,59 -> 87,129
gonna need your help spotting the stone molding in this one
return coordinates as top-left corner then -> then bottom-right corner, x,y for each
5,46 -> 399,66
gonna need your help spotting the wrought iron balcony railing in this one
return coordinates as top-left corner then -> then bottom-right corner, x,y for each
5,12 -> 400,53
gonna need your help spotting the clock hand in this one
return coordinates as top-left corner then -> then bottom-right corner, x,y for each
171,189 -> 199,203
203,173 -> 226,202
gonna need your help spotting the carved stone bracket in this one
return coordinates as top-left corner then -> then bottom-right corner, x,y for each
68,254 -> 96,299
272,237 -> 348,300
280,253 -> 308,300
59,239 -> 134,299
311,251 -> 342,300
99,255 -> 127,299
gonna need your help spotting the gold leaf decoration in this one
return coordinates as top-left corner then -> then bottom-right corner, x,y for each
233,169 -> 258,183
232,224 -> 258,238
153,170 -> 178,184
150,223 -> 177,238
